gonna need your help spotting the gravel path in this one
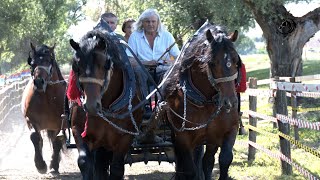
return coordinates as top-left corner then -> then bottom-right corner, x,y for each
0,108 -> 175,180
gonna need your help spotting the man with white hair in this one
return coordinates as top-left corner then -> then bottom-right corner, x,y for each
126,8 -> 180,143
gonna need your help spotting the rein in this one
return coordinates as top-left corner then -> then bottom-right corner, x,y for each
164,82 -> 222,132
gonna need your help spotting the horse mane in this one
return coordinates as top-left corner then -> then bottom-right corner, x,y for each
54,60 -> 65,81
78,29 -> 124,69
162,22 -> 238,96
180,23 -> 235,72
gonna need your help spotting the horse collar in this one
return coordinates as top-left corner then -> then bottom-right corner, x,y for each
180,69 -> 219,106
108,67 -> 136,112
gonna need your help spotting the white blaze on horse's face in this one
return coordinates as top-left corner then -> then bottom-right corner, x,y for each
224,53 -> 232,68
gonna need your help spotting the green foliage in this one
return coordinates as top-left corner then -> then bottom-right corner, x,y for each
0,0 -> 86,74
235,33 -> 256,55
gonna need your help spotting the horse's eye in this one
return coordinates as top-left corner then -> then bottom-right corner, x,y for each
226,62 -> 231,68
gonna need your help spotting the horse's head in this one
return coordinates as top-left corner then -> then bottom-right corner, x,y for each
70,30 -> 121,115
28,43 -> 56,92
204,25 -> 240,112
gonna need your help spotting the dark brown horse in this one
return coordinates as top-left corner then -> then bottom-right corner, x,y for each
161,21 -> 240,180
69,29 -> 143,179
21,43 -> 66,174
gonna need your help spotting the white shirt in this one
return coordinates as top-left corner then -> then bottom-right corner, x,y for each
126,30 -> 180,64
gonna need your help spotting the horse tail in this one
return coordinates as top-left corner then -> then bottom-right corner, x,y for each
47,130 -> 67,154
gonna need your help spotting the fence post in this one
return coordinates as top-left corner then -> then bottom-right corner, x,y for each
248,77 -> 257,162
272,77 -> 279,128
290,77 -> 299,140
275,79 -> 292,175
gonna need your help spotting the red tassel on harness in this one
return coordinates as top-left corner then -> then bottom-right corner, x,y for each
67,70 -> 82,102
236,63 -> 247,93
81,115 -> 88,138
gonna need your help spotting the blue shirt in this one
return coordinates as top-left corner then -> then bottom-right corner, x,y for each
126,30 -> 180,64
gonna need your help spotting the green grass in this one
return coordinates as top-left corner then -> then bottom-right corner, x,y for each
227,54 -> 320,180
241,53 -> 320,80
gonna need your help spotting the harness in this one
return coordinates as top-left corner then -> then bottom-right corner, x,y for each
28,50 -> 66,87
164,21 -> 240,131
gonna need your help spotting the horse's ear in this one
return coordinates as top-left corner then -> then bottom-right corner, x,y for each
51,43 -> 56,49
206,29 -> 215,43
70,39 -> 80,50
229,30 -> 238,42
49,43 -> 56,60
27,51 -> 33,65
48,43 -> 56,53
30,42 -> 35,51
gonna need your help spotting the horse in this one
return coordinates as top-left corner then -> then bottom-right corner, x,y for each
68,29 -> 144,179
21,43 -> 67,174
161,21 -> 241,180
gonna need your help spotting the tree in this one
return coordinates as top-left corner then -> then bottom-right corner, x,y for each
243,0 -> 319,77
235,34 -> 256,55
0,0 -> 86,73
84,0 -> 318,78
161,0 -> 319,78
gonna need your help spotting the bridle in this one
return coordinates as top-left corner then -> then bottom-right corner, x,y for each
206,43 -> 239,89
74,50 -> 113,97
28,51 -> 65,86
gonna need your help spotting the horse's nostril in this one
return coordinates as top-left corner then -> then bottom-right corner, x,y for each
34,78 -> 44,87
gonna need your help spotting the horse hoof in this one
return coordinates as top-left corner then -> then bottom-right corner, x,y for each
49,168 -> 60,175
36,163 -> 47,174
238,127 -> 246,135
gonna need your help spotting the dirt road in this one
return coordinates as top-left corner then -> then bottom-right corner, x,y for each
0,108 -> 175,180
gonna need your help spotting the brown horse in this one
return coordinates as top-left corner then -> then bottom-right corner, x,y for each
69,29 -> 143,179
161,21 -> 240,180
21,43 -> 66,174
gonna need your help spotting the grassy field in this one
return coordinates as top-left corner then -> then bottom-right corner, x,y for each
241,53 -> 320,80
227,54 -> 320,180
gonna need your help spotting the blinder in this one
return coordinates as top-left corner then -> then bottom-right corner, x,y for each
72,47 -> 113,96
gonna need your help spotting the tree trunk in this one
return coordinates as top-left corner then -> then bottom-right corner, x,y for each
243,1 -> 320,78
266,32 -> 304,77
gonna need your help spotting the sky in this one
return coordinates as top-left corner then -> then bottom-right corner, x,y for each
247,1 -> 320,38
68,1 -> 320,41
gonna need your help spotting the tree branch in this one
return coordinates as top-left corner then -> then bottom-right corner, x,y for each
296,7 -> 320,46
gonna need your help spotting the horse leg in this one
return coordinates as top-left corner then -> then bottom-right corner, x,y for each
174,142 -> 196,180
47,130 -> 64,173
78,145 -> 94,180
202,144 -> 219,180
30,130 -> 47,174
109,152 -> 125,180
218,132 -> 237,180
193,145 -> 204,180
93,147 -> 112,179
